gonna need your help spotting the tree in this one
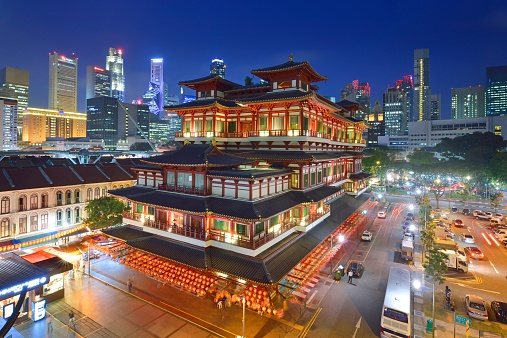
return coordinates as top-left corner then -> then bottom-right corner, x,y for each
423,247 -> 448,284
489,152 -> 507,184
490,192 -> 504,212
431,179 -> 446,209
130,142 -> 153,151
419,220 -> 435,259
244,76 -> 254,86
83,196 -> 130,230
456,189 -> 472,205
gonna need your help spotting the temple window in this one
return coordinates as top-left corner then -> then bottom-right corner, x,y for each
290,116 -> 299,129
228,121 -> 236,133
217,120 -> 225,132
303,173 -> 309,187
276,81 -> 292,89
213,219 -> 228,231
236,223 -> 247,236
195,174 -> 204,190
269,215 -> 280,227
272,116 -> 284,130
259,116 -> 268,131
254,222 -> 264,234
198,90 -> 212,98
301,81 -> 308,91
205,119 -> 213,132
167,172 -> 175,185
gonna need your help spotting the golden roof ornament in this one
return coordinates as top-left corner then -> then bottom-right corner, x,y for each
184,138 -> 189,145
289,54 -> 293,62
211,139 -> 217,146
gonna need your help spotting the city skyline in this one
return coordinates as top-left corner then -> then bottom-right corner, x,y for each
1,0 -> 506,118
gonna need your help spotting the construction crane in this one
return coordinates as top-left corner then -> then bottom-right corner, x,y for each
117,100 -> 157,152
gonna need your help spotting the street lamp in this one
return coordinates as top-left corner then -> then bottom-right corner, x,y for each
413,278 -> 435,338
86,226 -> 92,275
241,295 -> 246,338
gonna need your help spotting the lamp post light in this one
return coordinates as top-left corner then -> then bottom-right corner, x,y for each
86,226 -> 92,275
241,295 -> 246,338
413,279 -> 435,338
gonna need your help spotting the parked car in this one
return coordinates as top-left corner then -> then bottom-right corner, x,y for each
464,246 -> 484,260
465,294 -> 488,320
491,300 -> 507,323
403,232 -> 414,241
407,212 -> 414,218
460,233 -> 475,244
462,208 -> 470,215
475,212 -> 491,220
346,261 -> 364,277
451,207 -> 458,213
473,210 -> 483,217
377,211 -> 386,219
494,213 -> 504,218
453,219 -> 465,228
485,212 -> 493,218
361,230 -> 372,242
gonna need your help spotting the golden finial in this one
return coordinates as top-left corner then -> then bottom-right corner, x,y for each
289,54 -> 293,62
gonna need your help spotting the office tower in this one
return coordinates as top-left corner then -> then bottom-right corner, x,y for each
0,98 -> 18,150
144,58 -> 164,116
87,96 -> 149,148
383,76 -> 413,136
430,94 -> 441,120
106,48 -> 125,101
0,67 -> 29,139
210,58 -> 226,78
165,94 -> 179,106
366,100 -> 385,145
49,52 -> 78,113
22,107 -> 86,144
486,66 -> 507,116
86,66 -> 111,100
451,86 -> 486,119
340,80 -> 371,120
413,48 -> 431,121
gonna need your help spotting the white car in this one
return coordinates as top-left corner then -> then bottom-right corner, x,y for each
377,211 -> 386,219
460,233 -> 475,244
361,230 -> 372,241
466,295 -> 488,321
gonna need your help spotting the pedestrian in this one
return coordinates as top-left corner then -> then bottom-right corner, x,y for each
68,311 -> 76,331
46,315 -> 53,333
347,270 -> 354,284
127,276 -> 133,292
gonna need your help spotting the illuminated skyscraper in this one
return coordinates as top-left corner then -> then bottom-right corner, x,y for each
0,98 -> 18,150
210,58 -> 226,78
383,76 -> 413,136
143,58 -> 164,115
106,48 -> 125,101
451,86 -> 486,119
486,66 -> 507,116
0,67 -> 29,138
86,66 -> 111,99
49,52 -> 78,112
340,80 -> 371,120
413,48 -> 431,121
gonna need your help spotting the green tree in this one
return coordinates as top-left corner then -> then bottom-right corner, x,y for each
423,247 -> 448,284
130,142 -> 154,151
419,221 -> 435,258
244,76 -> 254,86
490,192 -> 504,212
456,189 -> 472,205
431,179 -> 446,209
489,152 -> 507,184
83,196 -> 130,230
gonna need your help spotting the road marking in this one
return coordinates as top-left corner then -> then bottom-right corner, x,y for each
352,317 -> 362,338
489,261 -> 499,274
455,283 -> 500,294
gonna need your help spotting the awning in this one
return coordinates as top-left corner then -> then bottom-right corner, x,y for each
12,231 -> 58,245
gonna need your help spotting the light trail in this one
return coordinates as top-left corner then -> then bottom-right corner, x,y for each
488,233 -> 500,246
481,233 -> 491,245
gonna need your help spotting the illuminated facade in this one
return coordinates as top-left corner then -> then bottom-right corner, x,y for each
430,94 -> 441,120
451,86 -> 486,119
486,66 -> 507,116
48,52 -> 78,113
341,80 -> 371,120
22,108 -> 86,145
85,66 -> 111,99
0,98 -> 18,150
210,58 -> 226,78
106,48 -> 125,102
143,58 -> 165,116
383,76 -> 413,136
0,67 -> 29,136
413,48 -> 431,121
366,100 -> 385,145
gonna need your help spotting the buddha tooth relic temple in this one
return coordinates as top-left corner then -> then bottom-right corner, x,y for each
107,57 -> 371,286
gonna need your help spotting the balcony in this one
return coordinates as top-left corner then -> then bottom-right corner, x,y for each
158,185 -> 206,196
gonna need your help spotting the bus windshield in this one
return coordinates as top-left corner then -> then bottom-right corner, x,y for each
383,307 -> 409,323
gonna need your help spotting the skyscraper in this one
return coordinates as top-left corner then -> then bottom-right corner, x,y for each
0,67 -> 29,138
106,48 -> 125,102
382,76 -> 413,136
430,94 -> 441,120
0,98 -> 18,150
366,100 -> 385,145
413,48 -> 431,121
486,66 -> 507,116
49,52 -> 78,112
86,66 -> 111,100
143,58 -> 164,115
451,86 -> 486,119
340,80 -> 371,120
210,58 -> 226,78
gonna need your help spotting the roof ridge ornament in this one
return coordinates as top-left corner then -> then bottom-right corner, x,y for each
289,54 -> 293,62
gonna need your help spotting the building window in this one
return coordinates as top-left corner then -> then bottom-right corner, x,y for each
30,214 -> 38,231
66,208 -> 72,224
95,187 -> 100,199
66,190 -> 72,204
41,213 -> 48,230
228,121 -> 236,133
291,173 -> 299,189
236,223 -> 247,236
75,189 -> 81,203
148,206 -> 155,215
272,117 -> 284,130
87,188 -> 93,201
30,194 -> 38,209
1,197 -> 10,214
276,81 -> 291,89
213,220 -> 228,231
56,210 -> 62,226
19,216 -> 27,234
303,173 -> 309,187
41,193 -> 48,208
56,191 -> 63,206
136,204 -> 143,213
0,219 -> 9,237
269,216 -> 279,227
255,222 -> 264,234
102,187 -> 107,196
18,195 -> 27,211
75,208 -> 81,223
167,172 -> 175,185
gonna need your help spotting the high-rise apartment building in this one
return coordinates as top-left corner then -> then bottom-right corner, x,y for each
486,66 -> 507,116
366,100 -> 385,145
341,80 -> 371,120
430,94 -> 441,120
86,66 -> 111,100
451,86 -> 486,119
22,107 -> 86,145
49,52 -> 78,113
382,76 -> 413,136
106,48 -> 125,102
210,58 -> 226,78
0,98 -> 18,150
413,48 -> 431,121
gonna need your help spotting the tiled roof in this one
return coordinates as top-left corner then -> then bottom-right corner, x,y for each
166,98 -> 239,110
128,191 -> 208,214
251,60 -> 328,83
251,60 -> 308,73
343,116 -> 363,123
301,186 -> 342,202
235,90 -> 312,103
101,226 -> 153,241
108,186 -> 154,198
348,172 -> 372,180
227,84 -> 270,92
99,163 -> 134,180
208,248 -> 271,284
178,75 -> 240,87
208,168 -> 293,180
0,167 -> 52,190
142,144 -> 252,167
233,150 -> 313,162
308,151 -> 359,160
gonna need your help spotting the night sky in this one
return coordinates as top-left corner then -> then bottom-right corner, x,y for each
1,0 -> 506,118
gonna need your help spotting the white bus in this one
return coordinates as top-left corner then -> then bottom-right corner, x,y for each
380,267 -> 412,338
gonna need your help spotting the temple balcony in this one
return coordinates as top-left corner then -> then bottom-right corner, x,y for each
158,184 -> 206,196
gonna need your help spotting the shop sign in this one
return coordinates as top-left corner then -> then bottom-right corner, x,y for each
0,277 -> 48,297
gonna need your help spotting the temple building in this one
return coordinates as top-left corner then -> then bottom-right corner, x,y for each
107,57 -> 370,285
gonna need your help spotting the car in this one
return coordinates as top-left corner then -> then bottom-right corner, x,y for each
460,233 -> 475,244
451,207 -> 458,213
491,301 -> 507,323
453,219 -> 464,228
464,246 -> 484,260
403,232 -> 414,241
377,211 -> 386,219
475,212 -> 491,220
462,208 -> 470,215
406,212 -> 414,218
494,213 -> 504,218
465,294 -> 488,320
346,261 -> 364,277
473,210 -> 483,217
405,215 -> 414,221
485,211 -> 493,218
361,230 -> 372,241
